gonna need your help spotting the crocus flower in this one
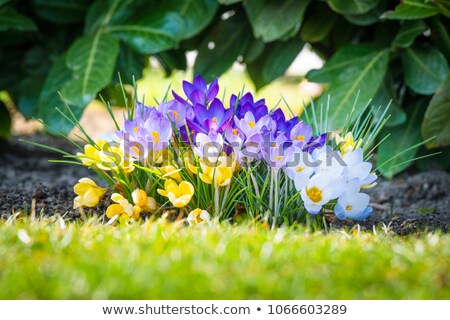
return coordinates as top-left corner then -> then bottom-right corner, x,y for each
159,99 -> 187,128
234,112 -> 272,138
131,189 -> 157,212
312,146 -> 345,178
106,193 -> 141,221
173,75 -> 219,107
284,146 -> 314,190
300,173 -> 345,214
199,164 -> 233,187
73,178 -> 107,209
290,121 -> 313,149
187,208 -> 210,225
160,165 -> 182,182
342,148 -> 377,189
187,98 -> 233,135
334,192 -> 372,220
336,132 -> 357,155
262,132 -> 288,169
157,179 -> 194,208
193,131 -> 224,161
97,141 -> 135,173
77,140 -> 107,167
232,92 -> 268,121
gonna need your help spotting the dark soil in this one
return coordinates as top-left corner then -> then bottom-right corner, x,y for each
1,134 -> 449,234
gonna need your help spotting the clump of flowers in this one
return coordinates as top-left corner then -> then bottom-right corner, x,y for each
56,75 -> 390,228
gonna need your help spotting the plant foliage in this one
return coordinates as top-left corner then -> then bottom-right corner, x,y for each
0,0 -> 449,174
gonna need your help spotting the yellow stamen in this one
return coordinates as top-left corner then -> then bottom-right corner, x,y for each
306,187 -> 322,203
346,205 -> 352,211
295,135 -> 305,141
248,121 -> 255,128
212,117 -> 217,122
151,131 -> 160,145
296,167 -> 303,172
276,155 -> 282,162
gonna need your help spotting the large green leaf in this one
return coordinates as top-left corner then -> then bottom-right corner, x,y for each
61,34 -> 119,107
382,0 -> 439,20
327,0 -> 380,15
194,12 -> 252,83
36,54 -> 81,135
218,0 -> 240,4
33,0 -> 90,24
372,72 -> 406,127
156,49 -> 187,77
17,75 -> 45,118
244,0 -> 311,42
315,48 -> 389,130
85,0 -> 134,35
306,44 -> 383,83
393,20 -> 427,48
0,7 -> 37,31
300,2 -> 338,43
377,100 -> 426,178
344,3 -> 385,26
422,75 -> 450,148
164,0 -> 219,39
105,11 -> 183,55
402,47 -> 449,95
114,44 -> 146,84
0,101 -> 11,140
247,38 -> 304,90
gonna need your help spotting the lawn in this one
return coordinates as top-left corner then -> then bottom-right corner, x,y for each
0,216 -> 448,299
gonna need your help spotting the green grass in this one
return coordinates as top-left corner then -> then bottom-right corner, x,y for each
0,216 -> 449,299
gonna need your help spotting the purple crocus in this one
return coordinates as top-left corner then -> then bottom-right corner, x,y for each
289,121 -> 313,149
173,75 -> 219,107
232,92 -> 268,121
159,99 -> 187,128
186,98 -> 233,136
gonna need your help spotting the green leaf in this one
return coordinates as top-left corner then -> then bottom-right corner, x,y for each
36,54 -> 81,135
32,0 -> 90,24
218,0 -> 241,4
243,38 -> 265,64
344,4 -> 385,26
300,2 -> 338,43
422,75 -> 450,148
114,44 -> 146,84
61,34 -> 119,107
327,0 -> 380,15
377,100 -> 426,178
194,12 -> 252,83
0,7 -> 37,32
402,47 -> 449,95
155,49 -> 187,77
315,48 -> 389,130
306,44 -> 383,83
105,11 -> 183,55
164,0 -> 219,39
85,0 -> 133,35
17,76 -> 45,118
0,101 -> 11,139
247,38 -> 304,90
244,0 -> 311,42
381,0 -> 439,20
372,72 -> 406,127
393,20 -> 427,48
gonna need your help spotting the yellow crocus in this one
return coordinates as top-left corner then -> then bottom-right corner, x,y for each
131,189 -> 157,212
77,140 -> 107,167
157,179 -> 194,208
199,165 -> 233,187
108,193 -> 141,220
73,178 -> 107,209
187,208 -> 210,226
98,144 -> 135,173
160,165 -> 182,182
336,132 -> 357,155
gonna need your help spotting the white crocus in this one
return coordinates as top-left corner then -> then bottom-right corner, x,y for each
300,173 -> 345,214
342,148 -> 377,189
334,192 -> 372,221
312,146 -> 346,177
193,132 -> 224,162
285,147 -> 314,190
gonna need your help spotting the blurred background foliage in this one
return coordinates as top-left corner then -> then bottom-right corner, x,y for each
0,0 -> 449,176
